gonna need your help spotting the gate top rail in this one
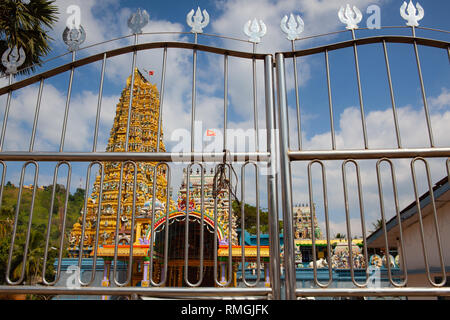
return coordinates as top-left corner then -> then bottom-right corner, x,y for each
280,35 -> 449,58
0,41 -> 268,96
1,26 -> 449,96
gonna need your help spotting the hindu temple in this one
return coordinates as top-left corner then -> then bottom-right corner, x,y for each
65,69 -> 268,290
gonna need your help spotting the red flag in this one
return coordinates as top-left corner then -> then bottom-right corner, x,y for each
148,70 -> 154,76
206,129 -> 216,137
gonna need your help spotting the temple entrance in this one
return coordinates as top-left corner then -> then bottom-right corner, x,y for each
154,216 -> 216,287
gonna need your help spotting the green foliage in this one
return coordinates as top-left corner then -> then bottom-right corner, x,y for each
0,0 -> 59,75
233,200 -> 274,235
0,184 -> 84,285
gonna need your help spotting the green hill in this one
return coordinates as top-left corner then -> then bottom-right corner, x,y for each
0,183 -> 84,285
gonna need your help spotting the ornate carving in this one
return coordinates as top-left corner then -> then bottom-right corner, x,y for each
338,4 -> 363,30
127,8 -> 149,34
243,18 -> 267,43
62,25 -> 86,51
1,46 -> 26,74
280,13 -> 304,41
400,0 -> 424,27
186,7 -> 209,33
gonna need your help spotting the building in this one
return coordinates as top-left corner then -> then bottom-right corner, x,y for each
292,204 -> 321,240
366,176 -> 450,299
62,69 -> 252,292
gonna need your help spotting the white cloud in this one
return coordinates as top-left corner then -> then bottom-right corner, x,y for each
291,97 -> 450,238
429,87 -> 450,110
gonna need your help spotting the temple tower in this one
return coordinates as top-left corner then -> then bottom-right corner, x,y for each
68,69 -> 175,255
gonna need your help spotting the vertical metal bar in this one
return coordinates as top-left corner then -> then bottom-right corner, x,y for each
325,49 -> 336,150
191,42 -> 198,153
376,158 -> 408,287
223,54 -> 228,150
447,46 -> 450,64
0,161 -> 6,211
412,33 -> 435,147
59,51 -> 76,152
184,163 -> 204,287
149,162 -> 171,286
156,47 -> 167,153
307,160 -> 333,288
252,43 -> 259,152
92,53 -> 107,152
78,161 -> 104,286
275,53 -> 296,300
291,41 -> 302,150
0,74 -> 13,151
6,161 -> 39,285
382,40 -> 402,149
264,54 -> 281,299
42,161 -> 72,285
241,161 -> 261,287
125,34 -> 138,152
87,162 -> 104,286
112,161 -> 137,287
213,163 -> 233,287
447,158 -> 450,181
341,159 -> 369,288
351,29 -> 369,150
29,78 -> 44,152
410,157 -> 446,286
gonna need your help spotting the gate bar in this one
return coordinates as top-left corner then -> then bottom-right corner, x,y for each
295,288 -> 450,297
0,285 -> 272,297
412,27 -> 435,148
0,151 -> 270,162
0,74 -> 13,152
59,51 -> 76,152
29,78 -> 44,152
264,54 -> 281,300
275,52 -> 296,300
324,49 -> 336,150
156,47 -> 167,153
382,40 -> 402,149
351,29 -> 368,150
288,148 -> 450,160
92,53 -> 107,152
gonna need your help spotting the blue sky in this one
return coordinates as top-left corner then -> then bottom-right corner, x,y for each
0,0 -> 449,237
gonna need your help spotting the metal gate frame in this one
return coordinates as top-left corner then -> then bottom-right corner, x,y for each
275,31 -> 450,299
0,26 -> 449,300
0,38 -> 281,299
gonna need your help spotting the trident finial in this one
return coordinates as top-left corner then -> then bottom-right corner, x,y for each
128,8 -> 149,34
243,18 -> 267,43
280,13 -> 304,41
1,45 -> 26,74
186,7 -> 210,33
400,1 -> 424,27
338,4 -> 363,30
63,5 -> 86,51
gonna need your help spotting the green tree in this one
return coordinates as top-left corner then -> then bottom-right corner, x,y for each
11,228 -> 53,285
335,233 -> 346,239
0,0 -> 59,76
371,219 -> 385,233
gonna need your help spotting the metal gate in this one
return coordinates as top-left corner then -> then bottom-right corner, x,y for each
276,26 -> 450,299
0,14 -> 449,300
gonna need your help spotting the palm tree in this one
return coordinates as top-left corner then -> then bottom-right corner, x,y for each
371,219 -> 385,233
0,217 -> 13,238
12,229 -> 47,285
0,0 -> 59,76
335,233 -> 346,240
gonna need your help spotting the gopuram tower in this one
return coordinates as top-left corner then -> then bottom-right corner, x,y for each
65,69 -> 242,288
68,69 -> 176,255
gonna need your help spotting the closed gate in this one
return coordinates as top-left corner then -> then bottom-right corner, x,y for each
0,13 -> 449,300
